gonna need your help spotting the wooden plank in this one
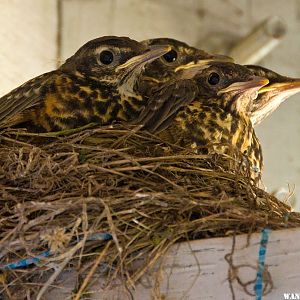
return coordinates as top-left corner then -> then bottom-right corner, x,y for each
46,227 -> 300,299
0,0 -> 58,96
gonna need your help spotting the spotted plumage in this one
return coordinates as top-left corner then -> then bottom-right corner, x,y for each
139,38 -> 232,98
0,36 -> 172,131
139,62 -> 268,181
0,36 -> 231,132
140,39 -> 300,127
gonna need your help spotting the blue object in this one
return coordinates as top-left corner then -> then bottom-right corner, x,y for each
86,232 -> 112,241
254,228 -> 271,300
0,232 -> 112,270
0,250 -> 51,270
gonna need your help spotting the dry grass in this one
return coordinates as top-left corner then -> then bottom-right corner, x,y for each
0,124 -> 299,299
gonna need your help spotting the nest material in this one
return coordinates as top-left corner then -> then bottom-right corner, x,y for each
0,124 -> 299,299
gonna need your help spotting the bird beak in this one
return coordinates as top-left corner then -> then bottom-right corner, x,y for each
251,78 -> 300,126
217,76 -> 269,95
115,45 -> 172,72
174,55 -> 233,73
210,54 -> 234,63
174,55 -> 234,79
258,78 -> 300,94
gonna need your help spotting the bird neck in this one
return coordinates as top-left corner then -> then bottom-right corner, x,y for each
218,93 -> 253,120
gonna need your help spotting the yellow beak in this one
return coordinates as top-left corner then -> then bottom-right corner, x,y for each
258,79 -> 300,94
174,55 -> 233,73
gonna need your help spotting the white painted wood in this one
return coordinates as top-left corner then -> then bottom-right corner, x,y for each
195,0 -> 250,53
0,0 -> 58,96
45,227 -> 300,299
229,16 -> 287,65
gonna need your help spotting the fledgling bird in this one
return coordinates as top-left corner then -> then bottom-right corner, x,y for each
0,36 -> 171,131
245,65 -> 300,126
139,38 -> 233,97
141,40 -> 300,128
138,62 -> 269,181
0,36 -> 232,132
133,37 -> 233,126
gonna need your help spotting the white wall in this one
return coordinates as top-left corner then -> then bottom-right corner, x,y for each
0,0 -> 58,96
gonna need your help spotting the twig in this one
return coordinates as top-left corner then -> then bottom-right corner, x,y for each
73,241 -> 112,300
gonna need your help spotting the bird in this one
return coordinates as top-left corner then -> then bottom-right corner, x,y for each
245,65 -> 300,126
0,36 -> 172,132
133,37 -> 233,127
137,62 -> 269,181
139,37 -> 233,98
140,39 -> 300,128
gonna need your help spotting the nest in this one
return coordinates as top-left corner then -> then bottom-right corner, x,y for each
0,124 -> 299,299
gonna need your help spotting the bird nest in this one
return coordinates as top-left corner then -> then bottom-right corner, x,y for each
0,124 -> 299,299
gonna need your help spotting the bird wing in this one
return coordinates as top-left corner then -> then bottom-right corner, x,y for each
136,79 -> 198,133
0,71 -> 56,128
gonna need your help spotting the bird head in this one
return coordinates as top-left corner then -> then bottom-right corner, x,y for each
139,38 -> 232,95
246,65 -> 300,125
60,36 -> 171,96
181,62 -> 269,115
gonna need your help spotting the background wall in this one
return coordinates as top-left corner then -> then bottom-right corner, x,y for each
0,0 -> 299,209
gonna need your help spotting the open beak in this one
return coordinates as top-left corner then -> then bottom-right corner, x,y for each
115,45 -> 172,72
217,76 -> 269,95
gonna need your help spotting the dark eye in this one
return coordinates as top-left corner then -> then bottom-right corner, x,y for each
208,72 -> 220,85
163,49 -> 178,63
99,50 -> 114,65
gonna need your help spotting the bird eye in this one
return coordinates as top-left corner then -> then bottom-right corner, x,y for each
208,72 -> 220,85
163,49 -> 178,63
99,50 -> 114,65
